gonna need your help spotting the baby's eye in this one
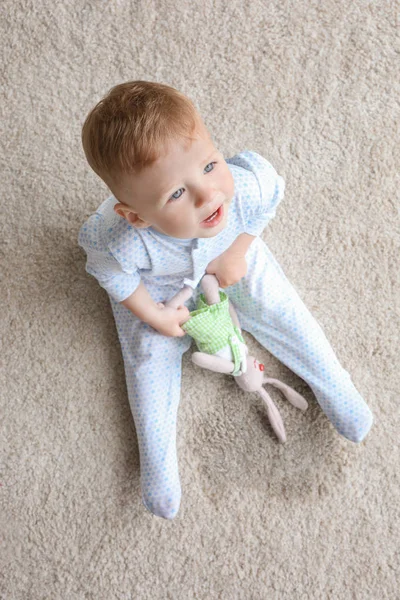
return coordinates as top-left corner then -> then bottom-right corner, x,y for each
204,161 -> 216,173
170,188 -> 184,200
168,162 -> 217,202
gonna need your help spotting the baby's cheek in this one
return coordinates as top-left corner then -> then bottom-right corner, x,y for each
174,211 -> 190,226
168,211 -> 191,232
226,168 -> 235,191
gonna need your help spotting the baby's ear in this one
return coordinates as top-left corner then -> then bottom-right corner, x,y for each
113,203 -> 150,227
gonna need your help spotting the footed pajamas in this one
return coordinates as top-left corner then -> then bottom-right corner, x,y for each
78,151 -> 373,520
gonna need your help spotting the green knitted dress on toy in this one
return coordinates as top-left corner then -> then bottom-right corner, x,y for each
181,291 -> 246,376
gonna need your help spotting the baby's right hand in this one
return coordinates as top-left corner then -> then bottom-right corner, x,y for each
151,303 -> 190,337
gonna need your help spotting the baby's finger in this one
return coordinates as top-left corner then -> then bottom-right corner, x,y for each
178,313 -> 190,326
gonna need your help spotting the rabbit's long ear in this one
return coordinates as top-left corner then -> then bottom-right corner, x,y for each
192,352 -> 235,374
263,377 -> 308,411
258,387 -> 287,443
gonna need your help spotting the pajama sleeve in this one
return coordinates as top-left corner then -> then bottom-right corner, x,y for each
226,150 -> 285,237
78,212 -> 141,303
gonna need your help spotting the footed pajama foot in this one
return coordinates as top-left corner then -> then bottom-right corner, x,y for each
142,479 -> 181,520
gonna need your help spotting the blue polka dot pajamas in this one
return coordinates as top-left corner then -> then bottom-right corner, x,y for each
78,151 -> 373,519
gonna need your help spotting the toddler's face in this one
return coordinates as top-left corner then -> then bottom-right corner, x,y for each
113,123 -> 235,239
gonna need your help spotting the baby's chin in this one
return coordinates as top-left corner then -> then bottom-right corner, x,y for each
197,221 -> 227,238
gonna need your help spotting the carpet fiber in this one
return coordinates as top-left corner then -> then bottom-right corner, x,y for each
1,1 -> 399,598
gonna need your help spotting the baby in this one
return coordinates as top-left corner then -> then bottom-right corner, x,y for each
78,80 -> 373,520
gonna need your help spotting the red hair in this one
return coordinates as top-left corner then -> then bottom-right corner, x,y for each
81,80 -> 201,189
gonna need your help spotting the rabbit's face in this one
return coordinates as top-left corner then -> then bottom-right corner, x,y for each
252,358 -> 265,373
236,356 -> 266,392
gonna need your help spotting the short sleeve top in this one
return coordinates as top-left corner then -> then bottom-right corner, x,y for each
225,150 -> 285,237
78,150 -> 285,302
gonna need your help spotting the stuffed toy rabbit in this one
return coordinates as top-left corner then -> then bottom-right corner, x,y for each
166,274 -> 308,443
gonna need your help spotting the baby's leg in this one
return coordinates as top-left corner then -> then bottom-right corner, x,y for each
226,238 -> 373,443
110,300 -> 192,519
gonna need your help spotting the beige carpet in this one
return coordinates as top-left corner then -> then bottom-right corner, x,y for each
1,1 -> 399,598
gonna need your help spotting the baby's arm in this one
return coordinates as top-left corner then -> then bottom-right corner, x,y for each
121,281 -> 190,337
225,233 -> 256,256
206,233 -> 256,288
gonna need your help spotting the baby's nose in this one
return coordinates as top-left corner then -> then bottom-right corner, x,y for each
195,189 -> 222,208
195,191 -> 213,208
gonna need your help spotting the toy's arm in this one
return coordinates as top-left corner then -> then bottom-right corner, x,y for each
164,285 -> 194,309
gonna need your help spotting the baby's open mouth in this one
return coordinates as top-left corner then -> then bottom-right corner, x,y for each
200,204 -> 224,227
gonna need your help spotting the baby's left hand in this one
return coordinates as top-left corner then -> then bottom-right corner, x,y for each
205,250 -> 247,288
